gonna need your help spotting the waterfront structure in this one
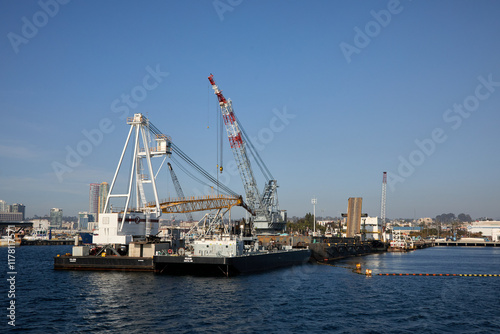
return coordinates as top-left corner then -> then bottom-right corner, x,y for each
346,197 -> 363,238
89,183 -> 100,219
31,219 -> 50,230
468,221 -> 500,241
360,216 -> 383,240
50,208 -> 63,228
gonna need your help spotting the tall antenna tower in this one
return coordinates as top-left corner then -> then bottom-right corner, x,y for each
380,172 -> 387,239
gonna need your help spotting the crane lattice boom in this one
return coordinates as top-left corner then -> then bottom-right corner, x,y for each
208,74 -> 285,233
167,162 -> 194,222
208,74 -> 263,218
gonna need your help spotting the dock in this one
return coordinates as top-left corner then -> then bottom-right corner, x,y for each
435,240 -> 500,247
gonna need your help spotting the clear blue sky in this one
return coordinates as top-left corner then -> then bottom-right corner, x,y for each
1,0 -> 499,220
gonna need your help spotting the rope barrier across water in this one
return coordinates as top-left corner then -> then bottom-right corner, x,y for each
317,262 -> 500,277
377,273 -> 500,277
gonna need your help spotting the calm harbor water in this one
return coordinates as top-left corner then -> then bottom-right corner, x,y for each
1,245 -> 500,333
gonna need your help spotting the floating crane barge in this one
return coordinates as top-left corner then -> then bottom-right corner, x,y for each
54,76 -> 310,276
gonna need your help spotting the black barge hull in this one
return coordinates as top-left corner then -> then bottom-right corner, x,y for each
154,249 -> 311,276
54,249 -> 311,276
54,256 -> 154,272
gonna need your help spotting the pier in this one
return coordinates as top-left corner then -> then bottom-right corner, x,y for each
434,240 -> 500,247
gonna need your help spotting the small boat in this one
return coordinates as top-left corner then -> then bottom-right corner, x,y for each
0,235 -> 21,247
388,231 -> 415,252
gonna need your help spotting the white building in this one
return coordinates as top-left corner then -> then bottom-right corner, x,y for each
360,216 -> 383,240
0,200 -> 7,212
417,217 -> 433,225
468,221 -> 500,241
88,222 -> 98,231
316,220 -> 333,227
31,219 -> 50,230
93,212 -> 159,245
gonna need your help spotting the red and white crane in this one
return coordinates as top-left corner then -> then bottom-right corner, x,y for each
208,74 -> 285,233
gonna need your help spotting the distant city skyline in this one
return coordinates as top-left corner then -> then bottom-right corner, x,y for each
2,194 -> 496,222
1,1 -> 499,220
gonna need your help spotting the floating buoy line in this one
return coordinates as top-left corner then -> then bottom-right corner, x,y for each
317,261 -> 372,277
317,261 -> 499,277
377,273 -> 500,277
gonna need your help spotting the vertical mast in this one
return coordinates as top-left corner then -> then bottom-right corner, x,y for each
381,171 -> 387,240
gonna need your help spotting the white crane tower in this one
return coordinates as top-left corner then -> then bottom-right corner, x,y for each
93,113 -> 171,245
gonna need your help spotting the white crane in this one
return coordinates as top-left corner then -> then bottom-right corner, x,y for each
94,113 -> 171,245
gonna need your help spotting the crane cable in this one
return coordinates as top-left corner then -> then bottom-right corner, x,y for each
171,143 -> 239,197
143,116 -> 239,198
235,115 -> 274,181
170,156 -> 214,193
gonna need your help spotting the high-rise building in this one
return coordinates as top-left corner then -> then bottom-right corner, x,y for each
0,200 -> 7,212
50,208 -> 63,229
12,203 -> 25,220
89,183 -> 100,218
78,212 -> 90,230
99,182 -> 109,215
